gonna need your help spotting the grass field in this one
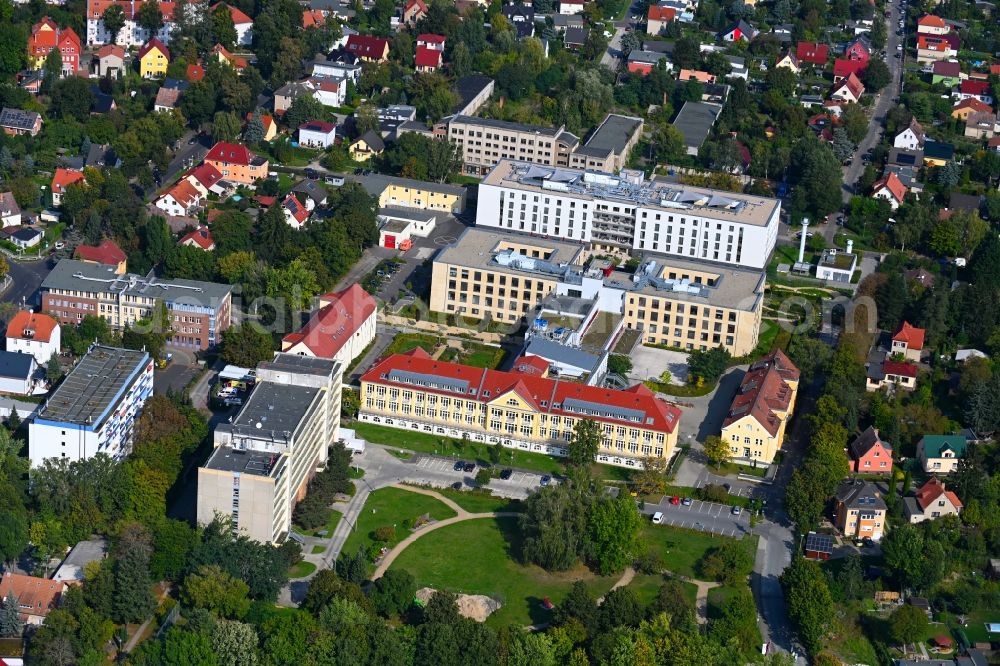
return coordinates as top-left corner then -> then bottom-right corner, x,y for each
390,516 -> 622,626
352,422 -> 633,482
288,561 -> 317,578
295,508 -> 342,537
640,525 -> 754,579
340,487 -> 457,564
626,573 -> 698,608
413,484 -> 523,513
384,332 -> 443,356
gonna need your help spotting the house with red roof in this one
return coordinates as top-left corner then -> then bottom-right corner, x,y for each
905,476 -> 962,523
281,284 -> 378,365
952,96 -> 993,120
178,225 -> 215,251
719,349 -> 800,465
646,5 -> 676,35
97,43 -> 126,77
358,348 -> 683,467
74,238 -> 127,273
403,0 -> 428,27
795,41 -> 829,66
298,120 -> 337,148
281,193 -> 310,228
416,34 -> 446,51
138,37 -> 170,78
345,35 -> 390,63
245,111 -> 277,141
833,58 -> 866,83
866,357 -> 918,392
186,62 -> 205,81
6,310 -> 61,364
51,168 -> 85,207
415,46 -> 443,73
154,179 -> 204,218
302,9 -> 327,29
830,72 -> 865,103
872,171 -> 907,210
916,14 -> 950,35
917,33 -> 959,63
954,79 -> 993,105
211,3 -> 252,45
184,162 -> 227,196
204,141 -> 268,185
844,36 -> 871,63
891,321 -> 925,361
0,572 -> 64,625
211,43 -> 247,71
931,60 -> 961,86
28,18 -> 81,76
847,426 -> 893,474
510,354 -> 551,377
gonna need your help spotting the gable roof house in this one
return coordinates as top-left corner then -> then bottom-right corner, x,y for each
0,572 -> 64,625
891,321 -> 925,362
137,37 -> 170,78
50,168 -> 86,208
848,426 -> 893,474
951,97 -> 992,121
775,51 -> 800,73
917,33 -> 959,63
74,238 -> 127,273
894,118 -> 926,150
501,3 -> 535,39
291,180 -> 328,210
210,3 -> 253,45
415,45 -> 443,72
646,5 -> 676,35
931,60 -> 961,86
96,43 -> 126,78
830,72 -> 865,103
965,111 -> 997,140
834,480 -> 887,541
719,349 -> 800,465
905,476 -> 962,523
281,284 -> 378,365
403,0 -> 428,27
178,225 -> 215,251
720,19 -> 757,42
923,140 -> 955,166
918,434 -> 968,474
872,171 -> 907,210
281,193 -> 310,229
955,79 -> 993,105
795,41 -> 829,66
833,58 -> 867,83
28,18 -> 82,76
844,35 -> 871,62
154,180 -> 204,218
349,130 -> 385,162
916,14 -> 950,35
154,85 -> 183,112
298,120 -> 337,149
564,26 -> 589,49
0,192 -> 20,229
866,355 -> 918,392
345,34 -> 390,63
0,107 -> 42,137
203,141 -> 268,185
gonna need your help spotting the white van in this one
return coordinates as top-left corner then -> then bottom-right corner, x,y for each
651,511 -> 664,525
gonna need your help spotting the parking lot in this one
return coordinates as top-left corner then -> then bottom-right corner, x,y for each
408,455 -> 550,500
643,497 -> 752,538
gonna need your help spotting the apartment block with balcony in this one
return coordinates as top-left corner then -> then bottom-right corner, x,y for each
197,354 -> 342,544
40,259 -> 232,350
359,348 -> 682,468
476,160 -> 780,269
429,227 -> 766,356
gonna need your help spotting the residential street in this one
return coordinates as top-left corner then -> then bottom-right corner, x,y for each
600,0 -> 641,69
830,0 -> 905,243
3,257 -> 53,309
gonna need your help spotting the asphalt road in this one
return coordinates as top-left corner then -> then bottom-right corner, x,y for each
642,497 -> 752,538
3,257 -> 53,308
600,0 -> 641,69
830,0 -> 905,243
165,132 -> 211,181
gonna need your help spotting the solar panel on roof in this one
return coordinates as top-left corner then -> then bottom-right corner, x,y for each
805,533 -> 834,553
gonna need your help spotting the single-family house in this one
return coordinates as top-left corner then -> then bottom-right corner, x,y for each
844,35 -> 871,63
923,140 -> 954,166
178,225 -> 215,251
187,62 -> 205,81
795,41 -> 829,66
646,5 -> 676,35
627,50 -> 668,75
138,38 -> 169,78
955,79 -> 993,105
720,19 -> 756,42
0,349 -> 37,393
403,0 -> 428,27
830,72 -> 864,103
298,120 -> 337,148
211,3 -> 253,46
281,193 -> 310,228
965,111 -> 997,140
291,180 -> 328,210
891,321 -> 925,361
153,85 -> 182,112
905,476 -> 962,523
154,180 -> 204,217
0,107 -> 42,137
74,238 -> 127,273
559,0 -> 584,13
564,26 -> 588,49
0,192 -> 21,228
917,434 -> 968,474
501,3 -> 535,39
204,141 -> 268,185
5,310 -> 60,365
847,426 -> 893,474
833,58 -> 866,83
350,130 -> 385,161
917,34 -> 959,63
916,14 -> 950,35
951,97 -> 991,120
245,112 -> 277,141
345,35 -> 390,63
302,8 -> 328,29
931,60 -> 961,86
719,349 -> 800,465
866,357 -> 918,392
211,43 -> 248,71
96,43 -> 126,77
0,572 -> 64,625
416,34 -> 445,51
872,171 -> 907,209
185,162 -> 227,197
775,51 -> 800,73
678,68 -> 716,84
50,168 -> 85,207
834,480 -> 887,542
9,227 -> 43,250
415,46 -> 443,72
894,118 -> 926,150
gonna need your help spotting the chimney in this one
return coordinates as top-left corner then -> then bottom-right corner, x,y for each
797,218 -> 809,264
846,239 -> 854,255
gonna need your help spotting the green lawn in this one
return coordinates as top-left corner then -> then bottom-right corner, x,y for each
626,573 -> 698,608
640,525 -> 754,579
384,333 -> 443,356
311,545 -> 325,554
352,422 -> 633,481
418,485 -> 523,514
288,561 -> 317,578
458,342 -> 506,369
389,516 -> 622,626
340,487 -> 457,565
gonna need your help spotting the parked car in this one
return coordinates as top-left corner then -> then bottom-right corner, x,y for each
500,468 -> 513,480
451,482 -> 462,490
670,496 -> 680,505
453,460 -> 465,471
463,462 -> 475,473
651,511 -> 664,524
682,497 -> 693,506
731,506 -> 742,515
540,475 -> 551,486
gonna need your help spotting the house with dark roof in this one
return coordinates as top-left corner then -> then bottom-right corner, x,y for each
923,140 -> 954,166
804,532 -> 834,560
281,284 -> 378,364
917,434 -> 968,473
847,426 -> 893,474
931,60 -> 961,86
720,19 -> 757,42
0,107 -> 42,136
349,130 -> 385,162
0,350 -> 38,394
719,349 -> 800,465
905,476 -> 962,523
0,192 -> 21,228
834,480 -> 887,541
564,26 -> 589,49
10,226 -> 43,250
501,2 -> 535,39
673,101 -> 722,155
291,179 -> 328,210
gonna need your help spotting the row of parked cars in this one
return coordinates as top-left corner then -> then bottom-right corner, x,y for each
451,459 -> 552,486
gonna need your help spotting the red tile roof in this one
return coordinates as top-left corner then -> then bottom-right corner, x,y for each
960,79 -> 990,95
362,349 -> 683,434
205,141 -> 257,166
299,120 -> 336,134
836,72 -> 865,99
991,64 -> 1000,76
187,162 -> 223,189
51,168 -> 84,194
346,35 -> 390,59
179,225 -> 215,250
833,58 -> 866,79
187,62 -> 205,81
6,310 -> 58,343
87,0 -> 177,21
933,60 -> 961,76
893,321 -> 925,350
0,572 -> 62,619
914,476 -> 962,510
98,43 -> 125,59
74,239 -> 126,265
647,5 -> 675,21
212,43 -> 247,69
882,360 -> 918,378
211,2 -> 251,24
722,349 -> 799,437
795,41 -> 829,65
282,193 -> 309,225
302,9 -> 326,28
282,284 -> 377,358
417,33 -> 446,44
415,45 -> 443,68
405,0 -> 428,14
511,354 -> 550,376
953,97 -> 992,114
138,37 -> 170,61
166,179 -> 202,208
873,171 -> 907,202
917,14 -> 947,28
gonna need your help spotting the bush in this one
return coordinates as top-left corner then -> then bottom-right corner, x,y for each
608,354 -> 633,376
698,483 -> 729,504
697,541 -> 753,584
634,551 -> 664,575
475,469 -> 491,486
373,526 -> 396,542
